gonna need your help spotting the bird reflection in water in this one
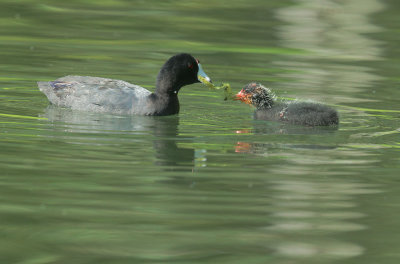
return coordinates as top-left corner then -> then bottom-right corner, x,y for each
234,121 -> 338,154
41,106 -> 198,171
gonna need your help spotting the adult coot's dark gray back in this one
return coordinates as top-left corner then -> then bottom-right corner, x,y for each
38,53 -> 211,116
235,82 -> 339,126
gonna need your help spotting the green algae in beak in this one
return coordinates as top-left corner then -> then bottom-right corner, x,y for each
196,62 -> 233,101
199,79 -> 233,101
217,83 -> 233,101
197,64 -> 212,86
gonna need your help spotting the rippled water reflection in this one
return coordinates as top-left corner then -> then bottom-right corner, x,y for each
1,0 -> 400,263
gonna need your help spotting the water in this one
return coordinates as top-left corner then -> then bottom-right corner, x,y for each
1,0 -> 399,263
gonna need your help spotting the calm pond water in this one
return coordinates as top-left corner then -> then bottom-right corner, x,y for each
1,0 -> 400,263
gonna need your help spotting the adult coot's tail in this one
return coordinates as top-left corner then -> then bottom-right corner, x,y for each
37,81 -> 49,94
38,81 -> 57,105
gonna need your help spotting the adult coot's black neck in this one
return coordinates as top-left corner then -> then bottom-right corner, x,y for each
147,53 -> 211,116
155,53 -> 209,95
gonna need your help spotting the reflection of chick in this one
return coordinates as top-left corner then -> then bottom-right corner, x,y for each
236,82 -> 339,126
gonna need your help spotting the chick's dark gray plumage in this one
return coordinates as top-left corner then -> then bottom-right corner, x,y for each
237,82 -> 339,126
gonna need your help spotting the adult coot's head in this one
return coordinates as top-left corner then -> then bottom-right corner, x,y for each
235,82 -> 275,109
156,53 -> 211,94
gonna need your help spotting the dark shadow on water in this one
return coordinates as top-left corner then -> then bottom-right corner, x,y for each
151,116 -> 195,169
42,105 -> 195,170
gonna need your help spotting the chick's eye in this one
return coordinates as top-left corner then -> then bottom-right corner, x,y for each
188,63 -> 194,69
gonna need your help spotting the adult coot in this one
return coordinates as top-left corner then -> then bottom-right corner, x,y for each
235,82 -> 339,126
38,53 -> 211,116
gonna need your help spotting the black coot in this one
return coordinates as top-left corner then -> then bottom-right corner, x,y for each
38,53 -> 211,116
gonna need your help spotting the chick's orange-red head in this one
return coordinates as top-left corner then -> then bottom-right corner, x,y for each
235,82 -> 275,109
235,89 -> 253,105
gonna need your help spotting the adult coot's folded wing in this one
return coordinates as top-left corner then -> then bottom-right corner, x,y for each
38,76 -> 151,114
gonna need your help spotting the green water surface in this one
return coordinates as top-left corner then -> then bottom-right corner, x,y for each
1,0 -> 400,263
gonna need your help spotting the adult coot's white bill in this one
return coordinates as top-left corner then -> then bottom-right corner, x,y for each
235,82 -> 339,126
38,53 -> 211,116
